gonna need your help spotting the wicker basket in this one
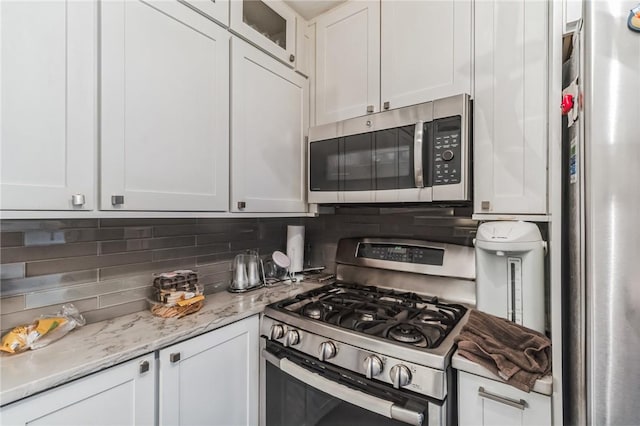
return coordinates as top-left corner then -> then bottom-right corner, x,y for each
149,299 -> 204,318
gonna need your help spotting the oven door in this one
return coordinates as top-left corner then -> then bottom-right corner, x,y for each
260,340 -> 446,426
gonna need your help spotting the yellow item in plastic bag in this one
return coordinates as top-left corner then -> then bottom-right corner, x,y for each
0,304 -> 85,354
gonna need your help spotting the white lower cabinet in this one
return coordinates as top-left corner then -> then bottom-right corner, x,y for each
0,354 -> 156,426
159,315 -> 259,426
231,37 -> 307,213
458,371 -> 551,426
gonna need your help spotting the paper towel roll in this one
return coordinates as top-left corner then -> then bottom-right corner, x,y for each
286,225 -> 305,273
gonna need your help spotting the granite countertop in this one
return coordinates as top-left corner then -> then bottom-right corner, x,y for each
452,350 -> 553,396
0,280 -> 323,406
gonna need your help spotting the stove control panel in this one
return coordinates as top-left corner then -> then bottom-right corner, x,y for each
356,242 -> 445,266
261,316 -> 448,400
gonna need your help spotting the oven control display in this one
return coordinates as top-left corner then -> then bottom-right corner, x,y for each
356,243 -> 444,265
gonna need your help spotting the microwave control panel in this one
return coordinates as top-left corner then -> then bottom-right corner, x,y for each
433,116 -> 462,186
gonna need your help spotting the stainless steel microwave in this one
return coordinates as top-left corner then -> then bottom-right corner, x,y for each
308,94 -> 471,204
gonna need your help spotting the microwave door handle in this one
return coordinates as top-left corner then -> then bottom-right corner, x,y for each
413,121 -> 424,188
270,354 -> 424,426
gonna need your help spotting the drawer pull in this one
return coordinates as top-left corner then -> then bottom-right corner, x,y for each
139,360 -> 150,374
170,352 -> 181,363
478,387 -> 527,410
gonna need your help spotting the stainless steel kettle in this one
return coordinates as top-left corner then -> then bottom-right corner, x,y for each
229,250 -> 265,293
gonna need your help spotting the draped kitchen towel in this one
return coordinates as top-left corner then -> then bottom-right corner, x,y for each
454,309 -> 551,392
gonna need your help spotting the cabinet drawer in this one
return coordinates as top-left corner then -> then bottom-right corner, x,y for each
458,371 -> 551,426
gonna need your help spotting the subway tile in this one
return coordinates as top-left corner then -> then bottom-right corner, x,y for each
1,232 -> 23,247
152,243 -> 229,262
99,286 -> 151,308
1,242 -> 98,264
197,230 -> 257,245
99,218 -> 196,227
196,252 -> 235,265
63,228 -> 125,243
24,228 -> 124,246
26,251 -> 153,277
123,227 -> 153,239
24,230 -> 67,246
24,256 -> 90,276
1,263 -> 25,280
81,300 -> 148,325
0,295 -> 25,314
0,219 -> 98,232
98,240 -> 127,254
154,222 -> 258,238
100,236 -> 195,254
24,277 -> 153,309
26,283 -> 102,309
199,270 -> 232,286
193,261 -> 232,276
0,270 -> 98,298
98,258 -> 197,281
0,298 -> 97,334
196,218 -> 258,225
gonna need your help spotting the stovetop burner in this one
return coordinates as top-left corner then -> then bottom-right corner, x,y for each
274,282 -> 467,350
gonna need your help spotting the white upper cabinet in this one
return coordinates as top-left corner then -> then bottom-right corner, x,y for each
180,0 -> 229,27
380,0 -> 472,111
314,0 -> 471,126
101,0 -> 230,211
159,315 -> 259,426
473,0 -> 548,216
230,0 -> 297,67
231,37 -> 307,213
0,0 -> 96,211
315,1 -> 380,125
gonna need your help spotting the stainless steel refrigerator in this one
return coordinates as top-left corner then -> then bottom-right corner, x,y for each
564,1 -> 640,425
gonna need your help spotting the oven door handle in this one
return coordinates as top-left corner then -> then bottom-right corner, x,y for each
264,351 -> 424,426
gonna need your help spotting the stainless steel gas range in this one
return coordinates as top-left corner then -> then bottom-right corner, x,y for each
260,237 -> 476,426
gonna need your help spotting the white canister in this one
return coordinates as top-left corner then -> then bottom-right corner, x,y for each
286,225 -> 305,273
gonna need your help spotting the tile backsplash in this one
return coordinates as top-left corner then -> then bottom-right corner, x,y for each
0,208 -> 477,332
0,217 -> 300,332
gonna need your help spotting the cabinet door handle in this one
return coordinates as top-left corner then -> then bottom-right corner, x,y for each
366,105 -> 374,113
139,360 -> 150,374
481,200 -> 491,210
237,201 -> 246,209
289,54 -> 295,63
170,352 -> 181,363
478,387 -> 527,410
71,194 -> 85,206
383,101 -> 390,110
111,195 -> 125,205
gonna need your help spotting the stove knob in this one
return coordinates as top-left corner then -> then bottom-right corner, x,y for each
363,355 -> 383,379
284,329 -> 300,347
269,324 -> 285,340
318,341 -> 337,361
389,364 -> 412,389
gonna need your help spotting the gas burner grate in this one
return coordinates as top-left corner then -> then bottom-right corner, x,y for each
276,282 -> 467,349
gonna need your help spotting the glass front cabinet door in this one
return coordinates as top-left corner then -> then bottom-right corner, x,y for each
230,0 -> 297,67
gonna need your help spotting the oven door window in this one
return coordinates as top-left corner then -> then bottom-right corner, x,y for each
264,343 -> 435,426
267,362 -> 414,426
374,125 -> 415,190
